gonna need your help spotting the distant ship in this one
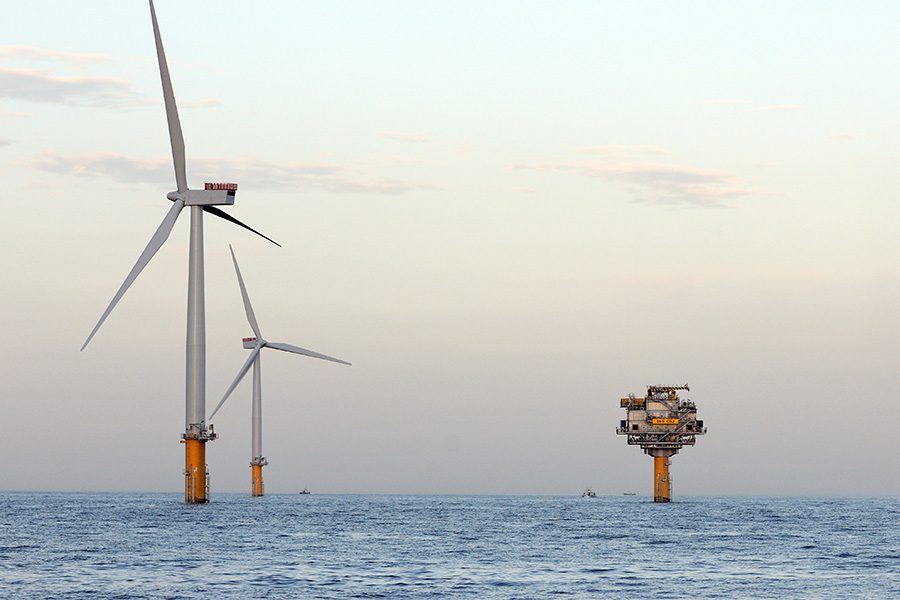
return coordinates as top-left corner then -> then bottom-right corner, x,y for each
623,492 -> 636,496
298,488 -> 310,495
582,488 -> 597,498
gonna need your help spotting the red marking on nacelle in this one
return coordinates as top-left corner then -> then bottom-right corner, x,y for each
242,337 -> 257,342
205,183 -> 238,191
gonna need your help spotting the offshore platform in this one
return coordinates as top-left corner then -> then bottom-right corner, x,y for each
616,385 -> 706,502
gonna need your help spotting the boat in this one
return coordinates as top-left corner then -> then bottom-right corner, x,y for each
582,488 -> 597,498
623,492 -> 636,496
298,488 -> 310,495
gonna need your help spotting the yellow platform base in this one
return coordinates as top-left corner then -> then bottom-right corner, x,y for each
654,456 -> 671,502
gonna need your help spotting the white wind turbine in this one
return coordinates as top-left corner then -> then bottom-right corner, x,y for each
209,245 -> 351,496
81,0 -> 278,503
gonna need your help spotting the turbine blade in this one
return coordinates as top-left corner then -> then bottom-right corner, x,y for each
202,206 -> 281,247
149,0 -> 187,192
228,244 -> 262,339
209,344 -> 262,420
267,342 -> 352,366
81,199 -> 185,351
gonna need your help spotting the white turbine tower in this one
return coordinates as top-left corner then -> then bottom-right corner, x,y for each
81,0 -> 278,503
209,245 -> 351,496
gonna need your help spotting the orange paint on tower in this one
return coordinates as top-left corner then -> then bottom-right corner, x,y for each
184,439 -> 208,503
251,464 -> 264,497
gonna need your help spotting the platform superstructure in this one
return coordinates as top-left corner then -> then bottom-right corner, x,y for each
616,385 -> 706,502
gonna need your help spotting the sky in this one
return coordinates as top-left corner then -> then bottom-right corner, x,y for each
1,1 -> 898,496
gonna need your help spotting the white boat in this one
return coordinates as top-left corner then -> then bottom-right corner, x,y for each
582,488 -> 597,498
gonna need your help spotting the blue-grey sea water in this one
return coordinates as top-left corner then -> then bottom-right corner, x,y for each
0,493 -> 897,599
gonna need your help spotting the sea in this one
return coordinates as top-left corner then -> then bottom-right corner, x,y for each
1,493 -> 897,599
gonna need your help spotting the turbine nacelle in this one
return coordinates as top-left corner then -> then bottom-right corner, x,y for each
167,183 -> 237,206
243,336 -> 261,349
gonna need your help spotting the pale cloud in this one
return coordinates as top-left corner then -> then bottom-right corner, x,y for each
0,67 -> 136,106
0,44 -> 143,107
705,99 -> 804,113
182,98 -> 222,109
751,160 -> 781,169
0,139 -> 13,147
575,144 -> 669,158
0,110 -> 29,119
32,153 -> 170,182
703,98 -> 748,106
515,159 -> 749,207
30,152 -> 424,195
751,104 -> 803,113
830,132 -> 862,142
0,45 -> 111,65
380,131 -> 429,144
382,155 -> 430,166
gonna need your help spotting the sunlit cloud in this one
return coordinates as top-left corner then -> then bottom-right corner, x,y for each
515,158 -> 749,207
0,67 -> 136,106
0,45 -> 112,65
0,110 -> 29,118
380,131 -> 429,144
30,152 -> 425,195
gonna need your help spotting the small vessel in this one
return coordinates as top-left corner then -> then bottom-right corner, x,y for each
298,488 -> 310,495
623,492 -> 636,496
582,488 -> 597,498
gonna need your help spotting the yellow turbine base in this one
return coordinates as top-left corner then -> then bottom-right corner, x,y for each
653,455 -> 671,502
184,438 -> 208,503
251,464 -> 264,497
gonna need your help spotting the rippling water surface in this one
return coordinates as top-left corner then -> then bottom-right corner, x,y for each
1,493 -> 897,598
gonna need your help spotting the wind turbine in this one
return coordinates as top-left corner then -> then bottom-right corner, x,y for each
81,0 -> 278,503
209,245 -> 350,496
